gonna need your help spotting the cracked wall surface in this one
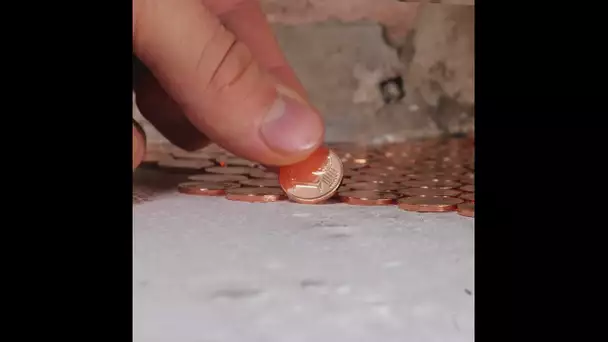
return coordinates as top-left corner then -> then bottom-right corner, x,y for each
134,1 -> 474,144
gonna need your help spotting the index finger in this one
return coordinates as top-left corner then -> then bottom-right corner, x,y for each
217,1 -> 307,96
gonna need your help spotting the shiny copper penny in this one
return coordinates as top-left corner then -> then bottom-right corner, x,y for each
225,187 -> 287,202
400,188 -> 462,197
177,182 -> 227,196
279,147 -> 344,204
249,168 -> 278,179
239,179 -> 281,188
398,196 -> 464,212
338,191 -> 400,206
187,174 -> 249,182
457,203 -> 475,217
205,166 -> 252,175
459,184 -> 475,192
460,192 -> 474,202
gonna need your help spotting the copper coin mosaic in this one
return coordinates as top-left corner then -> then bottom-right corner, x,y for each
135,137 -> 475,218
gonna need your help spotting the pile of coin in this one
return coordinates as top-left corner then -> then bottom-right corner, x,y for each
136,137 -> 474,217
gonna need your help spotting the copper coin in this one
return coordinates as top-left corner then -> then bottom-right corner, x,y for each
187,174 -> 249,182
359,167 -> 403,177
157,158 -> 215,171
342,161 -> 369,169
249,168 -> 278,179
349,174 -> 397,183
239,179 -> 281,188
225,187 -> 287,202
169,149 -> 215,160
279,147 -> 344,204
400,188 -> 462,197
205,166 -> 252,175
338,191 -> 400,206
409,171 -> 464,180
340,177 -> 359,185
459,184 -> 475,192
345,182 -> 397,192
457,203 -> 475,217
342,168 -> 364,177
459,171 -> 474,178
460,193 -> 475,202
459,177 -> 474,185
398,196 -> 464,212
400,180 -> 461,189
177,182 -> 227,196
216,156 -> 258,167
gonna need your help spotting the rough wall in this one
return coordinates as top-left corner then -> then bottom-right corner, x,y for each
134,1 -> 474,144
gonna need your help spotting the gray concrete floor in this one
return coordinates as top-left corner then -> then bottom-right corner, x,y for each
133,191 -> 474,342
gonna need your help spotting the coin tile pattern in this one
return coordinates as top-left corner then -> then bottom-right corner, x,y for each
133,138 -> 474,217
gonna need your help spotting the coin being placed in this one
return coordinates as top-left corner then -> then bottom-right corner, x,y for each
225,187 -> 287,203
338,191 -> 400,206
205,166 -> 252,175
239,179 -> 281,188
279,146 -> 344,204
177,182 -> 228,196
398,196 -> 464,212
188,174 -> 249,182
457,203 -> 475,217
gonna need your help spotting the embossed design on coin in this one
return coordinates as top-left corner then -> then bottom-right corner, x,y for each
279,147 -> 344,204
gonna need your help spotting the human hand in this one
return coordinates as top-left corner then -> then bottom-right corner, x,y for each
132,0 -> 324,170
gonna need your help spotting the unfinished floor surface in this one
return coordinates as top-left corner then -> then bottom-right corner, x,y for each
133,193 -> 474,342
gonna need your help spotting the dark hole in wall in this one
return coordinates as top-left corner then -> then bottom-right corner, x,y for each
379,76 -> 406,104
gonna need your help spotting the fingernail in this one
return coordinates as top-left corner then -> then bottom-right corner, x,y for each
260,86 -> 323,154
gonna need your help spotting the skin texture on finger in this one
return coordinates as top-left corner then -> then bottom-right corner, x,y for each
133,58 -> 210,151
216,1 -> 306,96
133,0 -> 324,166
133,121 -> 146,170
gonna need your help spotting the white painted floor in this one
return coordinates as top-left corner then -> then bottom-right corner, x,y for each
133,193 -> 474,342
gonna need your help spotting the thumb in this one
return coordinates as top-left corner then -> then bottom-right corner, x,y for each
133,0 -> 324,166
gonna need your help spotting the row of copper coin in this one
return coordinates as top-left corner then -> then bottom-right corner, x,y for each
139,138 -> 474,217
